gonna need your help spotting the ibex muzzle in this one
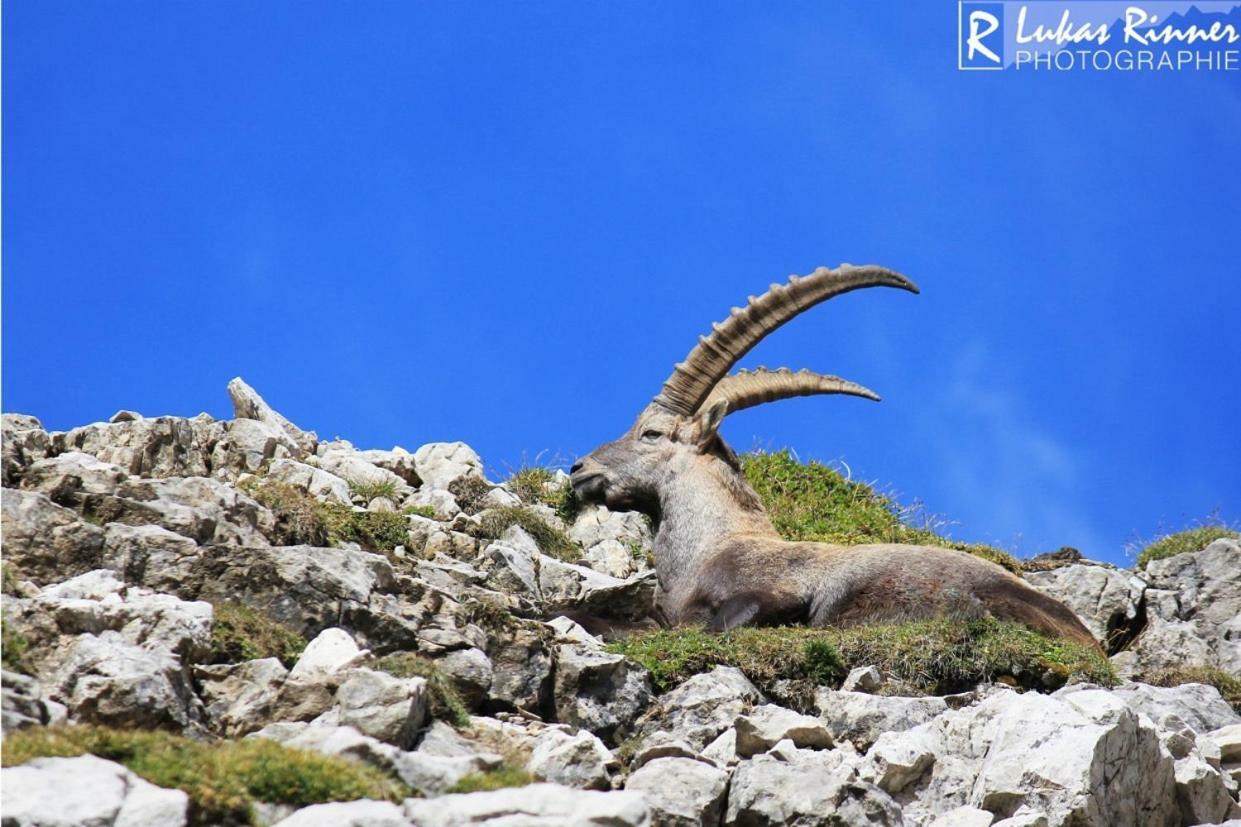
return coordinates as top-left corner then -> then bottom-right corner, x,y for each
572,264 -> 1098,647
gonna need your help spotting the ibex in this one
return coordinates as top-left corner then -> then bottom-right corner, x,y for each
570,264 -> 1097,647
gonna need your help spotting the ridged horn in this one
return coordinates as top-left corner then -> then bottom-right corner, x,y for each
702,368 -> 879,415
653,264 -> 918,415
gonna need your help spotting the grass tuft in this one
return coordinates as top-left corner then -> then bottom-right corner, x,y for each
373,653 -> 471,727
240,477 -> 410,552
1145,666 -> 1241,712
403,504 -> 437,519
446,763 -> 534,794
348,479 -> 400,503
506,467 -> 579,523
609,618 -> 1115,700
1135,523 -> 1238,569
448,476 -> 493,515
207,602 -> 306,668
741,450 -> 1022,574
2,616 -> 31,674
471,506 -> 580,562
1,725 -> 407,826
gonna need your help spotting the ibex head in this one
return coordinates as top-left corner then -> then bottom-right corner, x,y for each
571,264 -> 919,517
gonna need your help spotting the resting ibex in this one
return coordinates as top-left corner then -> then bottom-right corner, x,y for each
570,264 -> 1097,647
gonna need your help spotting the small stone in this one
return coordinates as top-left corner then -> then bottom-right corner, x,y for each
841,665 -> 883,693
289,628 -> 368,680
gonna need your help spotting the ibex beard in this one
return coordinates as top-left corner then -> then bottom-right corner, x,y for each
571,263 -> 1099,648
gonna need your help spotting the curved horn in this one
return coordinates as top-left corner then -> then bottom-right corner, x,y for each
702,368 -> 879,416
653,264 -> 918,415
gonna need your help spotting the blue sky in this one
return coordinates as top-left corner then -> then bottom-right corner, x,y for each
4,2 -> 1238,565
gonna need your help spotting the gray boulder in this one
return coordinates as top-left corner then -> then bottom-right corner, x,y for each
569,504 -> 654,579
336,668 -> 428,748
53,414 -> 213,478
266,458 -> 352,504
734,704 -> 834,757
634,666 -> 763,752
412,442 -> 485,491
527,727 -> 613,790
195,657 -> 289,736
273,800 -> 408,827
1025,562 -> 1144,645
725,749 -> 901,826
0,489 -> 105,584
2,412 -> 50,485
625,757 -> 729,827
403,783 -> 650,826
815,688 -> 952,749
0,754 -> 189,827
228,376 -> 317,453
553,642 -> 653,740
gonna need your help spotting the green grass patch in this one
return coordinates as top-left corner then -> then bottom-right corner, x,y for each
471,506 -> 580,563
1135,524 -> 1239,569
446,763 -> 534,794
240,477 -> 410,552
207,602 -> 306,668
609,618 -> 1115,699
1,725 -> 407,826
2,616 -> 31,674
1146,666 -> 1241,712
403,504 -> 437,519
506,466 -> 579,523
348,479 -> 400,503
2,563 -> 19,595
374,653 -> 470,727
741,451 -> 1022,574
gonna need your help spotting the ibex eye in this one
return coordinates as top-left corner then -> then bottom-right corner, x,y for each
641,429 -> 663,441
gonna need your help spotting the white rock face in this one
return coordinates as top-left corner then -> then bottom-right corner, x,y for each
815,688 -> 951,749
1132,539 -> 1241,675
290,627 -> 368,680
53,415 -> 212,478
273,800 -> 408,827
266,458 -> 352,504
569,503 -> 654,579
335,668 -> 428,748
403,783 -> 650,826
196,657 -> 289,736
316,446 -> 410,496
1,754 -> 189,827
1,488 -> 106,583
527,727 -> 613,790
865,687 -> 1180,826
626,757 -> 729,827
228,376 -> 318,453
635,666 -> 764,752
725,749 -> 902,826
553,642 -> 653,739
413,441 -> 485,490
734,704 -> 834,756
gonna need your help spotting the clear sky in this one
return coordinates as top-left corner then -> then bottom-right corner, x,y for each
4,2 -> 1238,565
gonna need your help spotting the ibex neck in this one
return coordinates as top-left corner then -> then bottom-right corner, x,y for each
652,461 -> 775,598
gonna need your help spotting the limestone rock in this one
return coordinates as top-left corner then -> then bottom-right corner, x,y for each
195,657 -> 288,737
53,415 -> 211,478
209,417 -> 301,478
625,756 -> 729,827
527,727 -> 613,789
0,754 -> 189,827
841,665 -> 883,693
228,376 -> 317,453
725,751 -> 902,826
0,489 -> 106,584
403,783 -> 650,826
634,666 -> 763,752
1130,539 -> 1241,675
1,669 -> 56,733
553,642 -> 653,740
413,442 -> 485,491
289,627 -> 368,680
273,800 -> 408,827
266,458 -> 352,504
335,668 -> 428,748
569,504 -> 654,579
100,522 -> 201,591
815,688 -> 951,749
734,704 -> 834,757
2,412 -> 50,485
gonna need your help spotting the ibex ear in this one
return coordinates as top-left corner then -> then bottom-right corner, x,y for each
692,400 -> 728,450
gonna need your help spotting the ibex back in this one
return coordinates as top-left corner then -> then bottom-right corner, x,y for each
571,264 -> 1097,648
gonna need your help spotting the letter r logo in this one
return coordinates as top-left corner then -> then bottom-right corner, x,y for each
959,2 -> 1005,70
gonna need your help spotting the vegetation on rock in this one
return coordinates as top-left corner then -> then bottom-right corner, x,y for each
207,601 -> 306,668
239,477 -> 409,552
374,653 -> 470,727
610,618 -> 1116,699
506,466 -> 579,523
446,763 -> 534,794
1,725 -> 407,826
740,450 -> 1022,574
347,479 -> 400,503
470,506 -> 579,563
1135,523 -> 1238,569
1146,665 -> 1241,712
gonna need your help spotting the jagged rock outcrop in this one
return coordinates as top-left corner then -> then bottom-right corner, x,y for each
2,380 -> 1237,827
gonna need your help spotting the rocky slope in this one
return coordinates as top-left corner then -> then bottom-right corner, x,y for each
1,379 -> 1239,826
